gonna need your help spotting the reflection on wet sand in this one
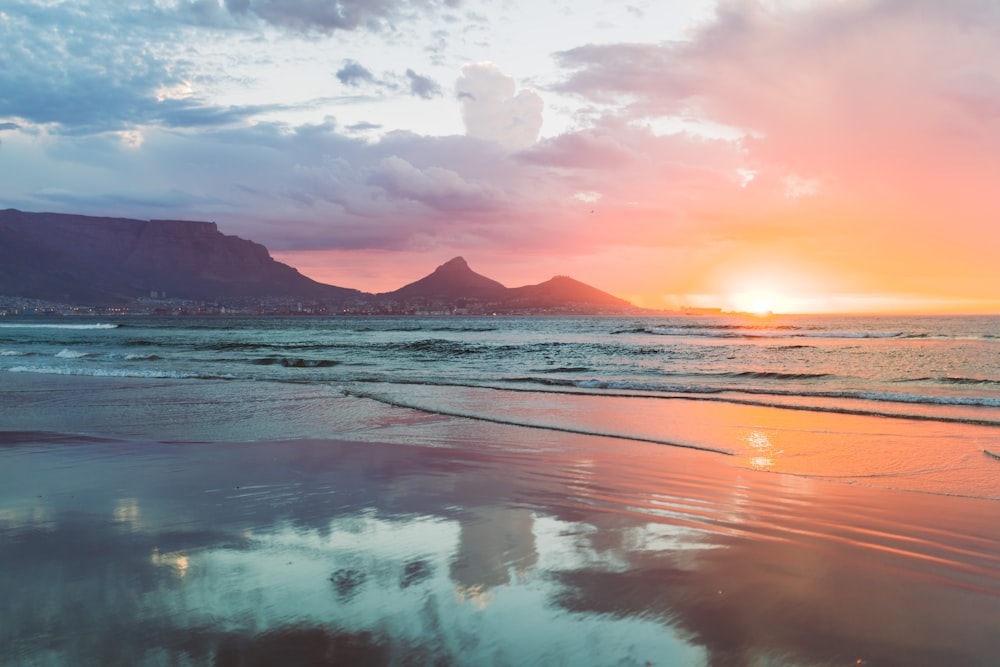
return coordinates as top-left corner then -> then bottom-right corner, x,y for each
451,507 -> 538,608
2,433 -> 999,666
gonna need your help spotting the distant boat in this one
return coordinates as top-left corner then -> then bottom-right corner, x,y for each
985,450 -> 1000,461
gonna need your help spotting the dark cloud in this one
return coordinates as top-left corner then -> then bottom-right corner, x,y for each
405,69 -> 442,99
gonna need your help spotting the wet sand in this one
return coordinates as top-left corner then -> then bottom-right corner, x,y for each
2,374 -> 1000,666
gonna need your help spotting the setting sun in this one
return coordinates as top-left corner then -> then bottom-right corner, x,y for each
731,290 -> 783,315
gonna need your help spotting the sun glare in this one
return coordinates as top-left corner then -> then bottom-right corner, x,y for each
731,290 -> 783,315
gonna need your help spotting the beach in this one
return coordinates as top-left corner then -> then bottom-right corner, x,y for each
2,315 -> 999,665
3,368 -> 1000,667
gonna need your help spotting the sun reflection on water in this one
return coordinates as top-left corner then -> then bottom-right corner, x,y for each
744,430 -> 780,471
151,548 -> 190,578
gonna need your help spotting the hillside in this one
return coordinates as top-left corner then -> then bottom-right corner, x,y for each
0,210 -> 639,314
0,209 -> 360,304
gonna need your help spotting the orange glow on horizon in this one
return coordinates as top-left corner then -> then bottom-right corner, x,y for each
273,249 -> 1000,316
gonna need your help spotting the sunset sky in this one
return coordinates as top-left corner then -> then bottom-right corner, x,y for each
2,0 -> 999,313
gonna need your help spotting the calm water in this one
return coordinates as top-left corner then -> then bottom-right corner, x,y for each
2,314 -> 1000,666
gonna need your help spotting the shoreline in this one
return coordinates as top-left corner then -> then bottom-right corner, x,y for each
4,371 -> 999,500
3,372 -> 1000,665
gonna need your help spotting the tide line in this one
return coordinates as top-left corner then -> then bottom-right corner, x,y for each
345,389 -> 734,457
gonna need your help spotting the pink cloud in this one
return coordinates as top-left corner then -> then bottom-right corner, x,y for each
546,0 -> 1000,303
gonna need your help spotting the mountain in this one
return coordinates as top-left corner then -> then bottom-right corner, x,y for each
381,256 -> 507,301
379,257 -> 637,313
0,209 -> 639,313
0,209 -> 360,304
505,275 -> 632,310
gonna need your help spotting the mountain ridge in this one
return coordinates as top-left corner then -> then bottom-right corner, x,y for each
0,209 -> 638,313
0,209 -> 360,303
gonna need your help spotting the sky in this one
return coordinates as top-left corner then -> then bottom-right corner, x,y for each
2,0 -> 999,313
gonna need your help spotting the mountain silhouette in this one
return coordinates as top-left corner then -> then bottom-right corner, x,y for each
0,210 -> 639,313
0,209 -> 360,303
506,275 -> 631,309
382,257 -> 507,301
380,258 -> 634,312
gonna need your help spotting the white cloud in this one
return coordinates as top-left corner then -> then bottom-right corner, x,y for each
456,62 -> 543,151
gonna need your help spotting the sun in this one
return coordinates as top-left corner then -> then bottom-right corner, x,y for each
731,289 -> 784,315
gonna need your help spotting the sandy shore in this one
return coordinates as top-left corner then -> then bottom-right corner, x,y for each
2,373 -> 1000,666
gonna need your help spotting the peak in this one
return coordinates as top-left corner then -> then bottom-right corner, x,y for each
440,257 -> 469,269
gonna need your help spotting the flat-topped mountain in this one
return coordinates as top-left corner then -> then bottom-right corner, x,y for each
0,209 -> 639,313
0,209 -> 360,304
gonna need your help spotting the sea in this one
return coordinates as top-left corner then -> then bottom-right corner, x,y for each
1,313 -> 998,495
2,313 -> 1000,666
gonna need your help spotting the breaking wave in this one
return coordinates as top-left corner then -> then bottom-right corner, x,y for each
55,349 -> 95,359
0,323 -> 119,330
5,365 -> 234,380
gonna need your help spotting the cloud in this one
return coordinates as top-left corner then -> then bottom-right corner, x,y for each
549,0 -> 1000,296
346,121 -> 383,132
0,1 -> 277,134
369,155 -> 504,211
456,63 -> 544,150
336,60 -> 376,86
517,129 -> 634,169
405,69 -> 442,99
220,0 -> 459,34
4,0 -> 998,307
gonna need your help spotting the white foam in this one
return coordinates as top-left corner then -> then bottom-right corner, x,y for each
5,365 -> 230,380
0,323 -> 118,329
55,349 -> 93,359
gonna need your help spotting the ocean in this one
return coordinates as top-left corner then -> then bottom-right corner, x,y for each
1,313 -> 997,494
2,314 -> 999,666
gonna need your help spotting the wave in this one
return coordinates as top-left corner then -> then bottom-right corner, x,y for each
429,326 -> 499,332
727,371 -> 832,381
0,430 -> 122,445
354,379 -> 1000,428
199,342 -> 268,351
124,353 -> 163,361
55,349 -> 95,359
0,323 -> 119,330
504,376 -> 1000,410
400,339 -> 484,355
897,376 -> 1000,387
346,389 -> 735,456
1,350 -> 33,356
250,357 -> 340,368
531,366 -> 591,374
638,326 -> 910,340
507,377 -> 726,394
613,323 -> 802,334
4,365 -> 233,380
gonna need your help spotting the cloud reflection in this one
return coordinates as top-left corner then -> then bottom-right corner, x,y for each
2,436 -> 999,666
